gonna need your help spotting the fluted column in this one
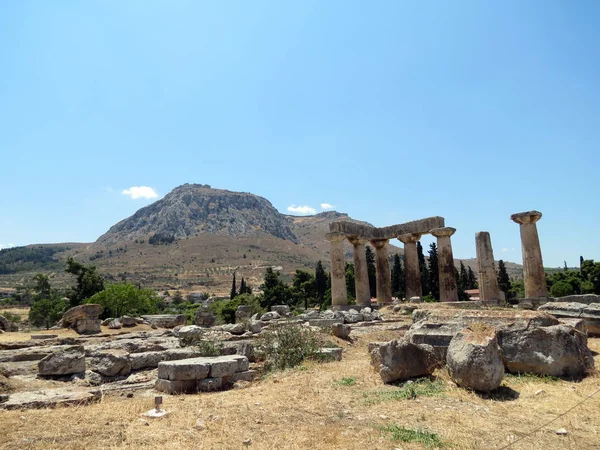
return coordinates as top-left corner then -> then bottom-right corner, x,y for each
511,211 -> 548,298
348,236 -> 371,307
326,232 -> 348,308
370,239 -> 392,305
398,233 -> 422,301
431,227 -> 459,302
475,231 -> 502,303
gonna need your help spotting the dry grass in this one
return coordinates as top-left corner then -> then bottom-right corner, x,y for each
1,332 -> 599,449
0,324 -> 154,343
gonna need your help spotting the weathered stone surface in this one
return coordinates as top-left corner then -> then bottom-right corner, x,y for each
38,345 -> 86,376
370,339 -> 437,383
498,324 -> 594,377
0,345 -> 77,363
271,305 -> 290,316
120,316 -> 137,327
141,314 -> 186,328
209,355 -> 247,377
30,334 -> 58,340
475,232 -> 502,303
348,237 -> 371,307
235,305 -> 253,322
431,227 -> 459,302
86,337 -> 177,355
308,318 -> 343,328
538,302 -> 600,336
130,351 -> 166,370
220,341 -> 256,362
511,211 -> 548,299
198,377 -> 223,392
158,359 -> 210,381
551,294 -> 600,305
316,347 -> 343,361
0,315 -> 10,332
108,319 -> 122,329
155,379 -> 197,394
230,370 -> 256,382
328,232 -> 348,307
90,350 -> 132,377
73,319 -> 101,335
260,311 -> 281,321
339,309 -> 363,323
371,239 -> 392,305
248,320 -> 262,333
332,323 -> 351,339
0,388 -> 101,410
398,233 -> 423,301
446,326 -> 504,392
62,304 -> 103,326
330,216 -> 445,240
219,323 -> 246,335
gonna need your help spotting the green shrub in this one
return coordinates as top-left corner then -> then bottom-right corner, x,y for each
0,311 -> 22,324
336,377 -> 357,386
209,294 -> 263,324
381,425 -> 443,448
29,298 -> 69,329
550,280 -> 575,298
363,378 -> 445,404
257,323 -> 324,372
86,283 -> 160,318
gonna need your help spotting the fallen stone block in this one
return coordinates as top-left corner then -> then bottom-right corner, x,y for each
141,314 -> 186,329
155,379 -> 198,394
331,323 -> 351,339
120,316 -> 137,327
90,350 -> 132,377
308,318 -> 343,328
370,339 -> 437,383
73,319 -> 101,335
157,359 -> 210,381
316,347 -> 343,362
62,304 -> 103,327
30,334 -> 58,340
0,388 -> 100,410
38,345 -> 86,376
198,377 -> 222,392
230,370 -> 256,382
538,302 -> 600,336
498,324 -> 595,377
447,326 -> 504,392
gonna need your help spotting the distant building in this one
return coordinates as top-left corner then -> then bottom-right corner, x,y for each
0,288 -> 16,298
465,289 -> 480,301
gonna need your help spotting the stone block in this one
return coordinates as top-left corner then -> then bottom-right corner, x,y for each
157,359 -> 210,381
197,377 -> 222,392
62,304 -> 103,327
141,314 -> 186,329
155,379 -> 198,394
308,319 -> 343,328
316,347 -> 343,361
73,319 -> 101,335
130,351 -> 166,370
38,345 -> 86,376
230,370 -> 256,382
209,356 -> 244,378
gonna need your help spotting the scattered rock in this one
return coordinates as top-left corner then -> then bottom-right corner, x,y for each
90,350 -> 132,377
446,326 -> 504,392
38,345 -> 86,376
370,339 -> 438,383
141,315 -> 186,329
271,305 -> 290,316
260,312 -> 281,321
120,316 -> 137,327
108,319 -> 122,330
62,304 -> 103,327
556,428 -> 568,436
331,323 -> 351,339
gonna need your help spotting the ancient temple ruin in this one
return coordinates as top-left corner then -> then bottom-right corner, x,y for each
327,216 -> 460,308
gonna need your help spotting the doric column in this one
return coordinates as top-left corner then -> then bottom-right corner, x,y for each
398,233 -> 422,301
347,236 -> 371,307
475,231 -> 502,303
326,232 -> 348,308
431,227 -> 459,302
370,239 -> 392,305
510,211 -> 548,298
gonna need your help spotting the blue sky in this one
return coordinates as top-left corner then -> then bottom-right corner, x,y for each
1,1 -> 599,267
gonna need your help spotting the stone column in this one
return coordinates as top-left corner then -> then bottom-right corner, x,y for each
398,233 -> 422,301
431,227 -> 459,302
511,211 -> 548,298
475,231 -> 502,303
370,239 -> 392,305
347,236 -> 371,307
326,232 -> 348,308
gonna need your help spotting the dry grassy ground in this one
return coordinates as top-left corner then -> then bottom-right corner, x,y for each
1,327 -> 599,450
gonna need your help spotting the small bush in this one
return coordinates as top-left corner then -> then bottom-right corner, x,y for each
336,377 -> 357,386
0,311 -> 22,324
381,424 -> 443,448
257,323 -> 324,372
179,328 -> 224,356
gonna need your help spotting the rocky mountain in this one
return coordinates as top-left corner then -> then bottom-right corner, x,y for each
97,184 -> 298,245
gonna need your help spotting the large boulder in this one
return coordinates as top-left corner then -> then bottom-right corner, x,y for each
498,324 -> 595,377
271,305 -> 290,316
120,316 -> 137,327
446,326 -> 504,392
538,302 -> 600,336
62,304 -> 103,327
141,314 -> 186,329
38,345 -> 86,376
332,323 -> 351,339
370,339 -> 438,383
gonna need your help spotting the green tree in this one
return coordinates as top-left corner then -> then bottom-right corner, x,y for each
366,246 -> 377,298
417,241 -> 429,296
29,297 -> 68,329
428,243 -> 439,300
230,272 -> 237,300
261,267 -> 290,309
466,266 -> 478,289
497,260 -> 512,300
292,269 -> 317,309
172,290 -> 184,305
86,283 -> 160,318
65,257 -> 105,307
550,280 -> 575,298
345,263 -> 355,303
458,261 -> 468,294
391,254 -> 405,299
455,267 -> 468,301
314,260 -> 327,304
33,273 -> 52,299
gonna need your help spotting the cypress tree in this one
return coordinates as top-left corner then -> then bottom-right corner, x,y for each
345,262 -> 355,301
366,246 -> 377,298
466,266 -> 478,289
497,260 -> 512,299
428,243 -> 439,300
417,241 -> 429,296
239,277 -> 247,295
459,261 -> 468,292
230,272 -> 237,300
391,254 -> 401,298
315,260 -> 327,302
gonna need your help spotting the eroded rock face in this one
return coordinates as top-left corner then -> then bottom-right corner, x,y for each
62,304 -> 103,327
38,345 -> 86,376
331,323 -> 351,339
498,325 -> 594,377
446,327 -> 504,392
370,339 -> 438,383
90,350 -> 132,377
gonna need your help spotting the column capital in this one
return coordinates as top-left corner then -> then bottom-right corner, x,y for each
398,233 -> 422,244
369,238 -> 389,249
511,210 -> 542,225
326,232 -> 347,242
347,236 -> 369,246
431,227 -> 456,238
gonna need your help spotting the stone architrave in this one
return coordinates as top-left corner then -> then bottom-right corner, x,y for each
347,236 -> 371,307
475,232 -> 502,303
370,239 -> 392,305
326,232 -> 348,308
398,233 -> 422,301
431,227 -> 459,302
511,211 -> 548,299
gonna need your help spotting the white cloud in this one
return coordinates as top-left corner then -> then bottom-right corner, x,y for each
320,203 -> 335,210
121,186 -> 159,200
287,204 -> 317,215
